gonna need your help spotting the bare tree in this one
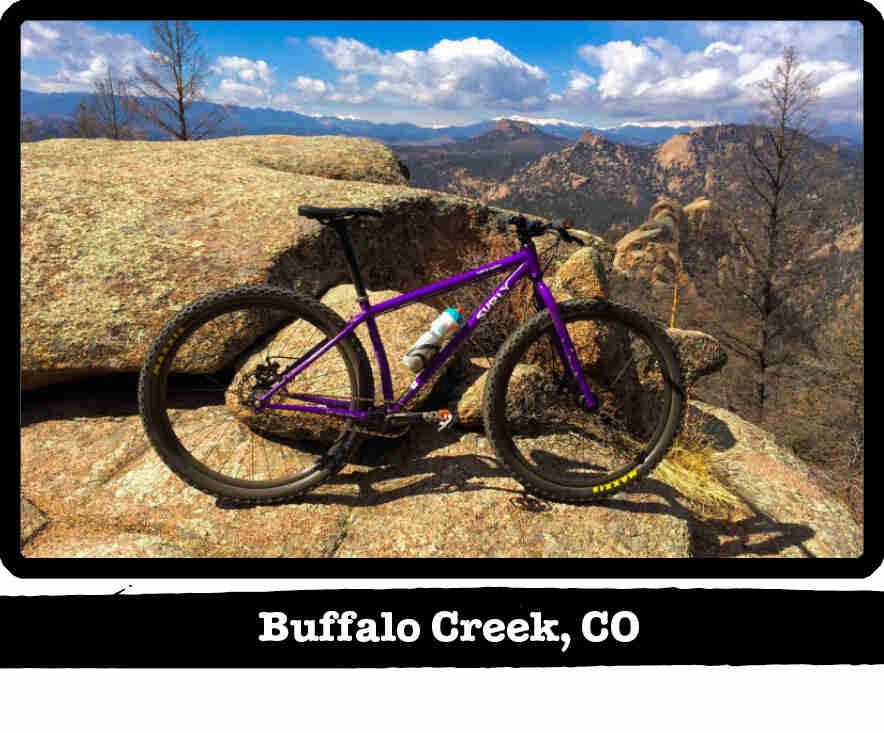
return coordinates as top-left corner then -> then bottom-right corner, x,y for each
707,46 -> 826,422
66,98 -> 104,138
20,116 -> 43,142
130,20 -> 228,140
90,67 -> 142,139
65,67 -> 143,140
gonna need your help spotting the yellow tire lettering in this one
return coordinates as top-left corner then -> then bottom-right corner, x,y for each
590,469 -> 640,495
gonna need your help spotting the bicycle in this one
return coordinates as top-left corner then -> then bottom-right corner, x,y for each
138,205 -> 685,505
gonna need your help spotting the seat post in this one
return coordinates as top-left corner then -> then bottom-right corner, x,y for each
330,220 -> 368,299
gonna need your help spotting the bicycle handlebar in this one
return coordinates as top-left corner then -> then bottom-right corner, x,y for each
496,214 -> 581,244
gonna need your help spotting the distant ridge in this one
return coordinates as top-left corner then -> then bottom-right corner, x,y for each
20,89 -> 862,150
438,119 -> 573,154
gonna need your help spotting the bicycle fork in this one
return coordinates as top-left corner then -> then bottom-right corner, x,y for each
532,280 -> 599,411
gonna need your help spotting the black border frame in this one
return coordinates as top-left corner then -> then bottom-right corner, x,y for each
10,3 -> 877,580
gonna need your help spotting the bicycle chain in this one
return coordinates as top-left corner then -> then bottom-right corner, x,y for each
233,347 -> 463,439
234,372 -> 413,438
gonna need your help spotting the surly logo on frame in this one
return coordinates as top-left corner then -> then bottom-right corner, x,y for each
477,271 -> 520,320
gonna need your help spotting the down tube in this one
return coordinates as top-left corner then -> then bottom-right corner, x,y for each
392,262 -> 530,411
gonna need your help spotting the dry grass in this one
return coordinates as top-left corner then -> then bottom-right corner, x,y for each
653,401 -> 747,519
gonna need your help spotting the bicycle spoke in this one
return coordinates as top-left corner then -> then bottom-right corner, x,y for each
493,307 -> 675,489
147,293 -> 364,492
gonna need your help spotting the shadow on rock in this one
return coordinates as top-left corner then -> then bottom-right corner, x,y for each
608,478 -> 816,558
687,408 -> 737,450
21,372 -> 143,427
215,427 -> 521,510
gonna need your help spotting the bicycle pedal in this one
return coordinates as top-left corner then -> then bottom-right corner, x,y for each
435,409 -> 455,431
416,408 -> 456,430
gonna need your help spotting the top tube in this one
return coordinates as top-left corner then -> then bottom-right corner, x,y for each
364,248 -> 534,319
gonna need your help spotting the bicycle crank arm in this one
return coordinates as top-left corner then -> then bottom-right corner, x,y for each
386,409 -> 457,430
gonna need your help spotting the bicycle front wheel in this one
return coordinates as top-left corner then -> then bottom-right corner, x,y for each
138,285 -> 374,505
483,298 -> 684,503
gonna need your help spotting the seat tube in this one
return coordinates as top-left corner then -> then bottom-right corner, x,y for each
360,300 -> 396,407
331,221 -> 368,298
330,221 -> 395,405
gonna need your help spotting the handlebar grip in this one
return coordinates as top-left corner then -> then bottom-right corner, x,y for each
550,220 -> 579,243
496,214 -> 579,243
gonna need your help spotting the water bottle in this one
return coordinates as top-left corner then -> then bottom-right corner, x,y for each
403,307 -> 463,373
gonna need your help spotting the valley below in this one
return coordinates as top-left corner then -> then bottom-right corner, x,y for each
396,119 -> 864,520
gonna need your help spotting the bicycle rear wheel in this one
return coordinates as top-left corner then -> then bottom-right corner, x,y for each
483,298 -> 684,503
138,285 -> 374,504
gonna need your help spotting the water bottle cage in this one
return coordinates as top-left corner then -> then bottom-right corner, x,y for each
403,307 -> 462,374
405,344 -> 440,371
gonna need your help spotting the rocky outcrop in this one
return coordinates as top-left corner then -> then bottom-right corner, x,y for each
548,245 -> 608,300
20,381 -> 861,558
20,497 -> 48,547
612,198 -> 696,299
684,401 -> 862,558
577,131 -> 605,146
654,133 -> 696,170
668,329 -> 728,385
20,136 -> 498,390
491,119 -> 539,136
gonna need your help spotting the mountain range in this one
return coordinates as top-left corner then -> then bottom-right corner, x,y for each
21,89 -> 862,149
394,121 -> 864,241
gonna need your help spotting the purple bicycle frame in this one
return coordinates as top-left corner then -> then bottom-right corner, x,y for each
256,245 -> 598,420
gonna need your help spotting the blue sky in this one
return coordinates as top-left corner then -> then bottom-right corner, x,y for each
19,18 -> 864,130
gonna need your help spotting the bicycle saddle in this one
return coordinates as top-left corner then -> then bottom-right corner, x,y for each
298,205 -> 383,221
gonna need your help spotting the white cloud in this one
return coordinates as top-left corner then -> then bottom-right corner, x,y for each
21,21 -> 61,58
20,20 -> 861,132
606,120 -> 721,129
733,57 -> 781,90
214,79 -> 267,105
568,21 -> 861,127
209,56 -> 274,106
19,21 -> 279,109
656,67 -> 729,98
728,21 -> 855,57
307,36 -> 550,110
20,21 -> 148,91
579,40 -> 659,99
214,56 -> 272,86
704,41 -> 743,57
817,69 -> 862,99
27,21 -> 61,41
291,76 -> 329,99
494,114 -> 587,127
568,71 -> 596,92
